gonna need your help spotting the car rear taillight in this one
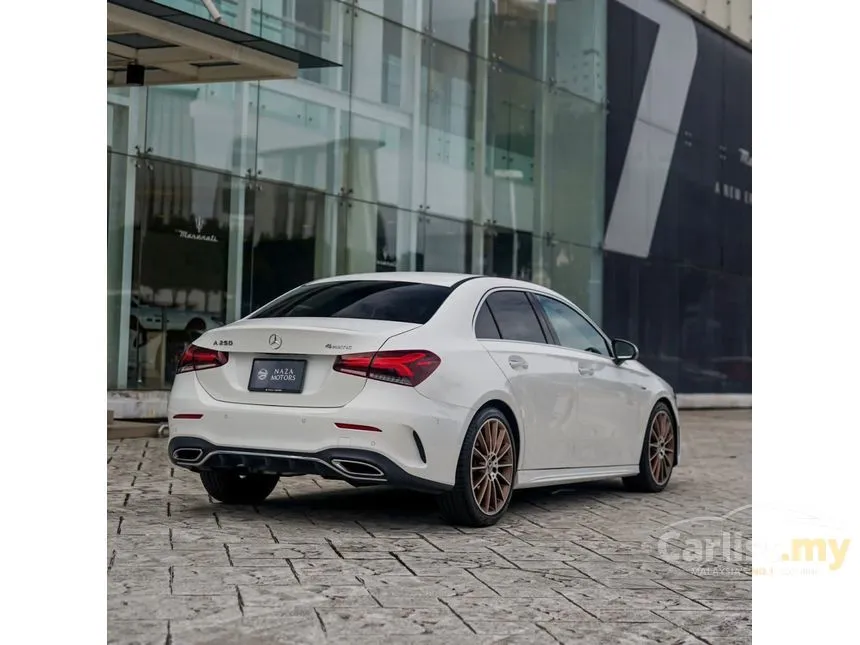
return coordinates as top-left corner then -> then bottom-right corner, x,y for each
333,350 -> 441,387
176,344 -> 229,374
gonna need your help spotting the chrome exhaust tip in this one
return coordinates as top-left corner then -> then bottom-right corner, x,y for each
331,458 -> 385,479
172,447 -> 203,463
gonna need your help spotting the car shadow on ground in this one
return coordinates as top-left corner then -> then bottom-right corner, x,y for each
185,478 -> 641,527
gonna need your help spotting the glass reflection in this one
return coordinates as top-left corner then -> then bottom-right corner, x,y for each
545,0 -> 607,102
348,10 -> 422,210
242,180 -> 326,315
418,213 -> 472,273
423,39 -> 478,219
376,205 -> 399,272
256,83 -> 339,193
131,159 -> 230,387
255,0 -> 342,88
108,151 -> 132,389
146,84 -> 259,175
429,0 -> 482,52
542,241 -> 602,320
489,0 -> 545,79
542,87 -> 605,248
483,224 -> 533,280
487,66 -> 539,234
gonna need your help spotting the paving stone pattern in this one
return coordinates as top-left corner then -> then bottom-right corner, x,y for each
108,410 -> 752,644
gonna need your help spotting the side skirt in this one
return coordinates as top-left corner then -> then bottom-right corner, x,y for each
514,464 -> 640,489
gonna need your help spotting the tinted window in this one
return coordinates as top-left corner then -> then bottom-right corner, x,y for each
251,281 -> 452,325
485,291 -> 546,343
475,302 -> 501,339
534,294 -> 611,356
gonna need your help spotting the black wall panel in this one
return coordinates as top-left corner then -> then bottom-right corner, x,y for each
603,0 -> 751,394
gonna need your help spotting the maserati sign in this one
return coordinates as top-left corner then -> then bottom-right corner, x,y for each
177,215 -> 218,243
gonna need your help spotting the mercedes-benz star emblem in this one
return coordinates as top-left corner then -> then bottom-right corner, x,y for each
268,333 -> 282,349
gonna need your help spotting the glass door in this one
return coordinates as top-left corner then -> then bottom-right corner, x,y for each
130,158 -> 230,387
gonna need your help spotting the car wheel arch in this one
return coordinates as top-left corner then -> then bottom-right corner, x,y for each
469,395 -> 523,468
652,395 -> 680,466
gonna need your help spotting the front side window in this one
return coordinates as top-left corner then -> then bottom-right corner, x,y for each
534,294 -> 611,356
251,281 -> 452,325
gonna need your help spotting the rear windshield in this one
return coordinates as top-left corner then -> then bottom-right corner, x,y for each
249,280 -> 453,325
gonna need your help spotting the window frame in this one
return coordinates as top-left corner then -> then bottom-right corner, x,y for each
474,300 -> 502,340
472,287 -> 616,358
529,292 -> 615,358
471,288 -> 551,346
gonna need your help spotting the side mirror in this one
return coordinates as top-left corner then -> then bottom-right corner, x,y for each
612,338 -> 639,365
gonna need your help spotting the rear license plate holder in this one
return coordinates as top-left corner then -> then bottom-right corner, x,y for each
248,358 -> 307,393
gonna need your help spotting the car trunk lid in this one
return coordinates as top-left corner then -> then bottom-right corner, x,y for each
192,318 -> 419,408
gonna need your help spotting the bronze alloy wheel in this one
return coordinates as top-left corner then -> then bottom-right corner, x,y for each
648,410 -> 675,486
470,417 -> 515,515
438,406 -> 519,526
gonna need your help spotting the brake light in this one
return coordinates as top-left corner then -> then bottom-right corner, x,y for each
333,350 -> 441,387
176,344 -> 229,374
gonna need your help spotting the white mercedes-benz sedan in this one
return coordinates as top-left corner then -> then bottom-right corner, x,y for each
168,272 -> 679,527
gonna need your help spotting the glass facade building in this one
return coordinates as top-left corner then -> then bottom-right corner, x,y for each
108,0 -> 609,391
107,0 -> 751,400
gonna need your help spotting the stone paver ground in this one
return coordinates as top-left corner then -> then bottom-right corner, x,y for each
108,409 -> 751,645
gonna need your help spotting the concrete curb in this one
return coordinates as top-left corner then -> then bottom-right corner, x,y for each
108,390 -> 169,420
108,421 -> 164,439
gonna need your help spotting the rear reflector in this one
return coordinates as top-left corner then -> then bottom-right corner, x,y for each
173,413 -> 204,420
333,350 -> 441,387
177,344 -> 229,374
335,422 -> 382,433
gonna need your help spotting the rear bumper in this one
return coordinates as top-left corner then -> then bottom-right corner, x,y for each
167,373 -> 469,487
168,436 -> 451,493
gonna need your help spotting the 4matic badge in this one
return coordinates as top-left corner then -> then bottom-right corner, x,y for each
325,343 -> 352,351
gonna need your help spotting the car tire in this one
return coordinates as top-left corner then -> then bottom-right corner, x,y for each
200,471 -> 280,505
622,401 -> 677,493
437,406 -> 518,527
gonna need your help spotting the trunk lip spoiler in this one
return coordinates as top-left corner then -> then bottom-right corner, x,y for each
450,275 -> 485,289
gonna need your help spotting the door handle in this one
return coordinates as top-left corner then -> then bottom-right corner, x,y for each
508,355 -> 529,370
578,365 -> 595,376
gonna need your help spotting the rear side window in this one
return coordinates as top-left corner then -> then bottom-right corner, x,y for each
250,281 -> 452,325
475,302 -> 501,339
484,291 -> 547,344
